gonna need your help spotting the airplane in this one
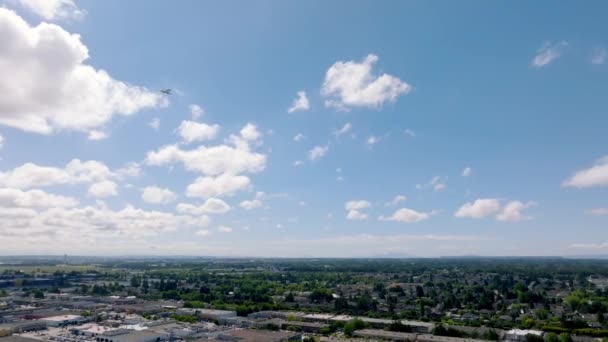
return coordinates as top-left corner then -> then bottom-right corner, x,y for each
160,88 -> 172,95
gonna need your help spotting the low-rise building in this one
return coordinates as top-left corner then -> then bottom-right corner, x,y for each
506,329 -> 544,342
42,314 -> 88,327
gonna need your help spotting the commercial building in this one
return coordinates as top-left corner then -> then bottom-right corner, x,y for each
42,315 -> 88,327
96,330 -> 167,342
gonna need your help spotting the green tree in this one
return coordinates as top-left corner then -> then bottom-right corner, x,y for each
558,333 -> 572,342
344,318 -> 366,337
544,332 -> 558,342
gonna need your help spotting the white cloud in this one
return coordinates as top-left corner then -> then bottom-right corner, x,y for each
531,41 -> 568,68
293,160 -> 303,167
322,54 -> 411,109
186,174 -> 250,198
239,191 -> 264,210
218,225 -> 233,233
0,187 -> 78,208
379,207 -> 433,223
346,210 -> 368,220
404,129 -> 416,138
176,198 -> 231,215
334,123 -> 352,137
454,198 -> 501,219
385,195 -> 406,207
417,176 -> 446,192
0,159 -> 137,190
16,0 -> 86,21
455,198 -> 535,222
88,180 -> 118,198
87,130 -> 108,141
146,143 -> 266,176
0,135 -> 4,149
496,201 -> 536,222
588,208 -> 608,216
0,9 -> 166,136
116,162 -> 141,179
293,133 -> 305,142
195,229 -> 211,237
366,135 -> 383,148
0,202 -> 210,248
177,120 -> 220,143
591,47 -> 607,65
141,186 -> 177,204
345,200 -> 371,221
345,200 -> 371,211
148,118 -> 160,131
562,156 -> 608,188
240,123 -> 261,141
189,104 -> 205,120
288,91 -> 310,113
308,145 -> 328,161
462,167 -> 472,177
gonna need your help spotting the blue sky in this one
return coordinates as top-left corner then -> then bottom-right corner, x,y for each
0,0 -> 607,256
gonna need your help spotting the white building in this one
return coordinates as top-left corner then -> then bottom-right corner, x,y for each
42,315 -> 88,327
506,329 -> 544,341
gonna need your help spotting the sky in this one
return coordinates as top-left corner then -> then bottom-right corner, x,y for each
0,0 -> 607,257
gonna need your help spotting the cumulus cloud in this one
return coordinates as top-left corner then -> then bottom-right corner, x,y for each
0,135 -> 4,149
288,91 -> 310,113
455,198 -> 535,222
87,180 -> 118,198
345,200 -> 371,211
385,195 -> 406,207
0,9 -> 166,136
189,104 -> 205,120
562,156 -> 608,188
462,167 -> 472,177
346,210 -> 368,220
239,191 -> 264,210
345,200 -> 371,220
293,133 -> 305,142
87,130 -> 108,141
334,123 -> 352,137
16,0 -> 86,21
0,159 -> 116,189
9,204 -> 208,237
293,160 -> 303,167
454,198 -> 501,219
0,187 -> 78,208
146,143 -> 266,176
240,123 -> 261,141
186,174 -> 250,198
496,201 -> 536,222
531,41 -> 568,68
308,145 -> 328,161
177,120 -> 220,143
379,207 -> 434,223
176,198 -> 231,215
322,54 -> 411,109
141,186 -> 177,204
195,229 -> 211,237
